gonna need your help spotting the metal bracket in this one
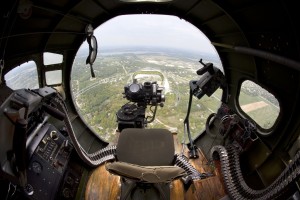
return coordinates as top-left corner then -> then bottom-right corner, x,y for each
85,24 -> 94,36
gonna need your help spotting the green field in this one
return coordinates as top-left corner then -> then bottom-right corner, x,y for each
239,89 -> 280,129
71,53 -> 280,143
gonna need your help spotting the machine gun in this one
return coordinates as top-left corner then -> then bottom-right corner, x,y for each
184,59 -> 228,158
116,79 -> 165,131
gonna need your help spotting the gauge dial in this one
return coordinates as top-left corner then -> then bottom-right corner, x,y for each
32,161 -> 42,174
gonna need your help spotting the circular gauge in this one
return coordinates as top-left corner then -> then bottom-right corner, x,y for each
50,131 -> 59,140
31,161 -> 42,174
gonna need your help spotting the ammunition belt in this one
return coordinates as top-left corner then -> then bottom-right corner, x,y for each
88,145 -> 116,164
211,145 -> 300,200
175,154 -> 207,180
55,95 -> 116,167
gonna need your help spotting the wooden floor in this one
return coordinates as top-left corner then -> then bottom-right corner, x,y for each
85,133 -> 226,200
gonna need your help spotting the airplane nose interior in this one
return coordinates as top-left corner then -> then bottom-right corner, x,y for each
1,0 -> 300,200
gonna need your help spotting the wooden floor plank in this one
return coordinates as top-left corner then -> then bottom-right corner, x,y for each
85,132 -> 227,200
85,164 -> 120,200
185,177 -> 226,200
170,179 -> 185,200
172,132 -> 227,200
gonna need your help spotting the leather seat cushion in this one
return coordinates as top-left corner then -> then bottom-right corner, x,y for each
117,128 -> 175,166
106,161 -> 186,183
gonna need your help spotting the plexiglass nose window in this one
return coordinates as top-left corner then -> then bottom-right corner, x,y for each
71,14 -> 223,142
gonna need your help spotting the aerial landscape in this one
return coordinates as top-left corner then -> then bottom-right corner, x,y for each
70,47 -> 279,142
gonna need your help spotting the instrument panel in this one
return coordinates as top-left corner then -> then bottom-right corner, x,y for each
0,88 -> 86,200
26,123 -> 73,200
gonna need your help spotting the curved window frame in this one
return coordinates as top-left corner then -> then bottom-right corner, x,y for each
4,60 -> 39,90
70,14 -> 224,143
237,79 -> 280,133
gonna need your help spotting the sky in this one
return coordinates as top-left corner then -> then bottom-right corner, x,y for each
92,14 -> 218,55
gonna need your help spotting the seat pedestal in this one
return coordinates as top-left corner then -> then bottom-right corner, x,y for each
121,178 -> 170,200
